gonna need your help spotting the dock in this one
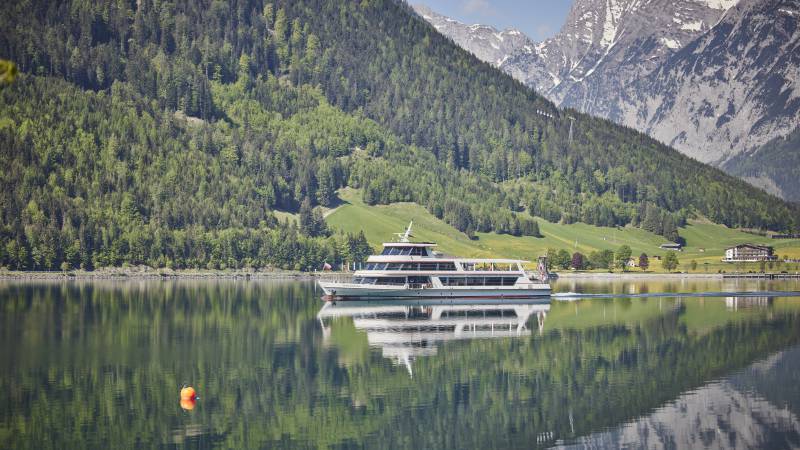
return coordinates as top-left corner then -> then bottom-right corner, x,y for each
722,273 -> 800,279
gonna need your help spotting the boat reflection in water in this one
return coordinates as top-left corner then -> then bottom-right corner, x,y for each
317,299 -> 549,376
725,295 -> 773,311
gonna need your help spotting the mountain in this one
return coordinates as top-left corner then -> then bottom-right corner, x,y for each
724,127 -> 800,201
410,4 -> 534,67
416,0 -> 800,200
0,0 -> 796,271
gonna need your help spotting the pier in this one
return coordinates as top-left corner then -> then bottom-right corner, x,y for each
722,273 -> 800,279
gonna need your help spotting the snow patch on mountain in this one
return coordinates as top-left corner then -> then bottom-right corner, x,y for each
680,21 -> 704,31
661,37 -> 682,49
697,0 -> 739,10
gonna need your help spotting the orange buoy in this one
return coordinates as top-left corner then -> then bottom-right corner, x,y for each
180,397 -> 196,411
180,386 -> 197,401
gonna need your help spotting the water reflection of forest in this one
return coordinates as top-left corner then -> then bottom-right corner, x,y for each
2,281 -> 800,449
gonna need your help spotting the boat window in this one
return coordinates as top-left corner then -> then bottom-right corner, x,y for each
411,247 -> 425,256
437,262 -> 456,271
466,277 -> 484,286
407,276 -> 431,284
401,263 -> 419,271
359,278 -> 377,284
502,277 -> 519,286
375,277 -> 406,285
445,277 -> 463,286
461,263 -> 475,271
484,277 -> 503,286
400,247 -> 413,256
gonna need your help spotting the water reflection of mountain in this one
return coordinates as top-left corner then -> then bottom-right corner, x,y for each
555,346 -> 800,449
4,282 -> 800,449
318,301 -> 549,376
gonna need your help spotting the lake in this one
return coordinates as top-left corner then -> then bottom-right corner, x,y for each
1,278 -> 800,449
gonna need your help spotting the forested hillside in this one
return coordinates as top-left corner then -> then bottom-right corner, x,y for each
724,128 -> 800,203
0,0 -> 796,271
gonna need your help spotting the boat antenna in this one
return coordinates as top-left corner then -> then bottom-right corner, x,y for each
395,221 -> 413,243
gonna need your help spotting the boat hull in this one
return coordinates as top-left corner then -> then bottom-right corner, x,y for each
318,281 -> 550,301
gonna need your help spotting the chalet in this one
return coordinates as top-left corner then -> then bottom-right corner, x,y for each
659,243 -> 682,251
723,244 -> 777,262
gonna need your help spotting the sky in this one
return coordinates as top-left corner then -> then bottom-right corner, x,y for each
416,0 -> 574,41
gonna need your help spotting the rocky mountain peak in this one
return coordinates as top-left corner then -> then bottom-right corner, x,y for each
411,4 -> 533,66
415,0 -> 800,201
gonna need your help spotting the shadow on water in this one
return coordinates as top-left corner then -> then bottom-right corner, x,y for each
1,279 -> 800,449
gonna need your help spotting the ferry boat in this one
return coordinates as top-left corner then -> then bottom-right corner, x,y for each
318,222 -> 551,300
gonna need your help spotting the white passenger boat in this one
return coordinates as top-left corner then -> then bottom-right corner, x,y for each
318,222 -> 551,300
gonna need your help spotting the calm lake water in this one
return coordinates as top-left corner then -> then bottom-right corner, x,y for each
2,278 -> 800,449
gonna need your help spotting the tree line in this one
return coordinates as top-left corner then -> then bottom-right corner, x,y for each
0,0 -> 797,271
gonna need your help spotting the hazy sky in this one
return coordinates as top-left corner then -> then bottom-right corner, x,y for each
416,0 -> 574,41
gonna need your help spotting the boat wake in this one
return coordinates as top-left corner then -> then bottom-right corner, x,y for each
552,291 -> 800,301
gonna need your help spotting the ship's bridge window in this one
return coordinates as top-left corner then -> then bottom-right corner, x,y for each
365,263 -> 389,270
380,246 -> 424,256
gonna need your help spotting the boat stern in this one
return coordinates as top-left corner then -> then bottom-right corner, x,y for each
317,280 -> 336,296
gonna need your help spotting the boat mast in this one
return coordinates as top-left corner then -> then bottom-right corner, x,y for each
395,221 -> 413,243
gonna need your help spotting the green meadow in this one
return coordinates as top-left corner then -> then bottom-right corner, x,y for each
326,188 -> 800,273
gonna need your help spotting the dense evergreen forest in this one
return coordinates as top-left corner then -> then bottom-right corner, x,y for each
724,127 -> 800,203
0,0 -> 796,270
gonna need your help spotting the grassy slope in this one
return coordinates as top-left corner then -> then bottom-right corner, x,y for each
326,189 -> 800,272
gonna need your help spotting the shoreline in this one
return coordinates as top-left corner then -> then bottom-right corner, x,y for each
0,268 -> 334,281
555,272 -> 723,280
1,269 -> 793,281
